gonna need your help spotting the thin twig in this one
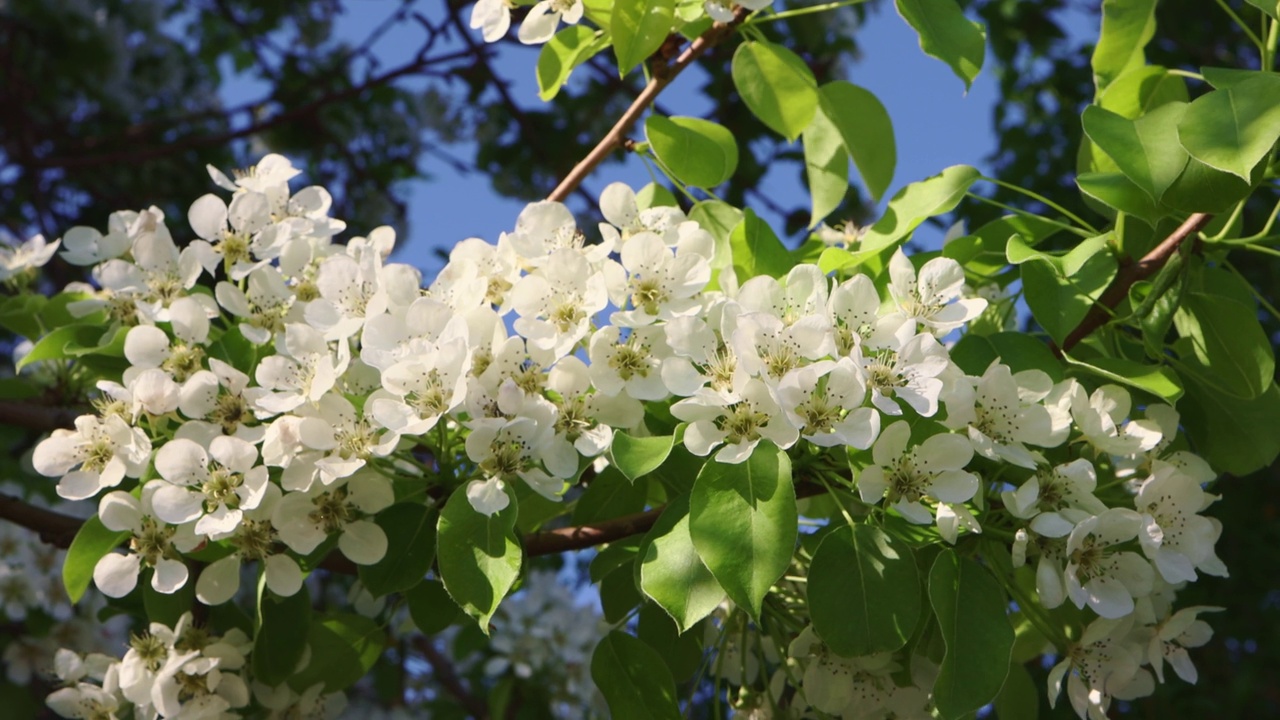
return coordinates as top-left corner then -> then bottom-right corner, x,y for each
546,9 -> 748,203
1056,212 -> 1212,354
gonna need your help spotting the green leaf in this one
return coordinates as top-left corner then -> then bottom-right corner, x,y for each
1174,292 -> 1275,399
894,0 -> 986,90
802,103 -> 849,229
1161,154 -> 1257,214
1075,172 -> 1163,226
689,443 -> 797,619
1200,66 -> 1264,89
436,484 -> 522,631
1098,65 -> 1188,118
1082,103 -> 1188,202
610,431 -> 675,483
637,604 -> 704,682
407,579 -> 462,635
861,165 -> 980,255
636,182 -> 679,209
537,26 -> 608,101
646,115 -> 739,188
601,563 -> 644,623
591,631 -> 683,720
1245,0 -> 1280,20
574,466 -> 649,524
1180,376 -> 1280,476
638,493 -> 726,633
809,523 -> 920,657
18,324 -> 103,371
612,0 -> 676,77
929,551 -> 1015,720
289,613 -> 385,693
988,332 -> 1065,383
1091,0 -> 1157,97
63,515 -> 128,603
254,583 -> 312,687
0,294 -> 46,339
1063,354 -> 1183,402
1008,235 -> 1118,347
358,503 -> 438,597
1177,75 -> 1280,180
994,661 -> 1040,720
731,41 -> 819,141
817,81 -> 896,203
730,208 -> 793,280
690,200 -> 742,286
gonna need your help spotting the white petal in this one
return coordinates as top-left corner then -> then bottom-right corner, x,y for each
94,553 -> 141,598
151,558 -> 190,594
339,520 -> 388,565
195,555 -> 241,605
265,554 -> 305,597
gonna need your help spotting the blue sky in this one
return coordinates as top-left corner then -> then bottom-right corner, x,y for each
222,2 -> 1089,275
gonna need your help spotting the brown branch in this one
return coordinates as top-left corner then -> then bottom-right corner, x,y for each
416,636 -> 491,719
0,493 -> 83,547
546,10 -> 747,203
0,400 -> 83,432
1056,212 -> 1212,354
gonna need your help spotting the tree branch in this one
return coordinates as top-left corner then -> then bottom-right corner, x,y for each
546,10 -> 747,203
1056,212 -> 1212,354
0,400 -> 83,432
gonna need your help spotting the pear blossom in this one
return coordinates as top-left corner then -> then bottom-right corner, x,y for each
607,230 -> 711,326
1048,615 -> 1144,720
369,337 -> 471,438
942,362 -> 1065,468
361,295 -> 470,371
774,357 -> 880,449
186,191 -> 272,278
1063,508 -> 1155,618
588,325 -> 673,401
851,332 -> 949,416
297,393 -> 399,485
33,415 -> 152,500
304,252 -> 390,340
597,182 -> 687,245
672,378 -> 798,463
177,358 -> 267,442
1055,381 -> 1162,457
0,233 -> 60,281
1134,465 -> 1227,583
856,421 -> 979,538
545,356 -> 643,460
196,485 -> 303,604
215,266 -> 296,345
470,0 -> 512,42
1004,458 -> 1108,536
149,435 -> 269,540
94,485 -> 200,597
464,400 -> 570,512
884,249 -> 987,335
731,311 -> 834,383
272,472 -> 393,563
518,0 -> 583,44
1146,605 -> 1220,684
661,307 -> 748,396
253,323 -> 345,415
510,252 -> 609,366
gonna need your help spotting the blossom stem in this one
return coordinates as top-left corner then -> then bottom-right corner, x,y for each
978,175 -> 1100,234
741,0 -> 871,27
547,9 -> 748,203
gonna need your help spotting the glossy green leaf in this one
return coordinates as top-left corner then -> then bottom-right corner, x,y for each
289,613 -> 385,693
637,604 -> 704,682
689,443 -> 797,619
591,631 -> 683,720
1007,235 -> 1117,347
732,41 -> 819,141
407,579 -> 462,635
612,0 -> 676,77
730,208 -> 793,280
64,515 -> 128,603
823,164 -> 980,275
989,332 -> 1065,382
802,103 -> 849,228
646,115 -> 739,188
1063,354 -> 1183,402
609,431 -> 675,482
809,523 -> 920,657
638,493 -> 726,633
537,25 -> 608,101
1082,103 -> 1187,202
1180,376 -> 1280,476
1076,171 -> 1163,226
18,324 -> 102,370
1177,75 -> 1280,180
1200,66 -> 1263,89
1098,65 -> 1188,118
1161,154 -> 1257,213
358,503 -> 438,597
1091,0 -> 1157,96
254,583 -> 312,687
601,563 -> 644,623
817,81 -> 896,202
437,484 -> 521,631
0,294 -> 46,339
1245,0 -> 1280,19
636,182 -> 679,209
573,466 -> 648,524
143,574 -> 194,627
894,0 -> 986,90
929,550 -> 1015,720
1174,292 -> 1275,399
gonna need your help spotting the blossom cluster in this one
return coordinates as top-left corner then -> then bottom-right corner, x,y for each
468,0 -> 774,45
15,153 -> 1227,720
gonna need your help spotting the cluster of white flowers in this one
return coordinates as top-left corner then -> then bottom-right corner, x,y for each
21,152 -> 1227,719
467,0 -> 773,46
479,569 -> 607,716
46,613 -> 252,719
